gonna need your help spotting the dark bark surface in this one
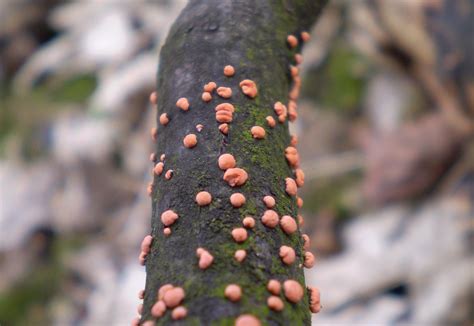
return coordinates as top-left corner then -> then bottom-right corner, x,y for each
142,1 -> 327,325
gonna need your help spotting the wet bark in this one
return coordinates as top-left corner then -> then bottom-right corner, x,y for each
142,0 -> 328,324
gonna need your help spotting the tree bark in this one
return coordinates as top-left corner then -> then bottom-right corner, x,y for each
142,0 -> 328,324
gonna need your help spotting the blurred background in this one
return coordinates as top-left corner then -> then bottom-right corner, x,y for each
0,0 -> 472,325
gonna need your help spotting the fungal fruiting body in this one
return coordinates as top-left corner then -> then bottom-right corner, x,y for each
147,182 -> 153,196
250,126 -> 266,139
242,216 -> 255,228
165,169 -> 173,180
183,134 -> 197,148
297,196 -> 304,208
267,280 -> 281,295
231,228 -> 248,243
196,191 -> 212,206
160,153 -> 166,161
218,153 -> 236,170
298,215 -> 305,226
215,103 -> 235,123
302,234 -> 310,250
223,168 -> 248,187
163,287 -> 185,308
280,215 -> 297,235
301,31 -> 311,42
224,65 -> 235,76
224,284 -> 242,302
308,286 -> 321,313
279,245 -> 296,265
234,249 -> 247,262
149,91 -> 158,104
218,123 -> 229,135
140,235 -> 153,254
295,53 -> 303,64
239,79 -> 258,98
217,86 -> 232,98
290,135 -> 298,147
154,162 -> 164,176
287,34 -> 298,48
196,248 -> 214,270
151,300 -> 166,317
161,210 -> 178,226
285,146 -> 300,168
295,168 -> 305,187
230,193 -> 246,207
151,127 -> 158,141
266,116 -> 276,128
274,102 -> 288,122
235,315 -> 261,326
149,153 -> 157,162
288,100 -> 298,122
263,196 -> 276,208
176,97 -> 190,111
196,124 -> 204,132
261,210 -> 279,228
203,82 -> 217,92
304,251 -> 316,268
159,113 -> 169,126
283,280 -> 304,303
158,284 -> 174,300
202,92 -> 212,102
267,296 -> 284,311
163,227 -> 171,236
171,306 -> 188,320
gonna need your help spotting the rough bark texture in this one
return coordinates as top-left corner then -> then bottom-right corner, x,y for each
142,0 -> 327,324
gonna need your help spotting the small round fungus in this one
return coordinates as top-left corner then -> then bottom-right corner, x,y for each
235,315 -> 261,326
183,134 -> 197,148
267,296 -> 284,311
217,87 -> 232,98
295,168 -> 305,187
308,286 -> 321,313
295,53 -> 303,64
196,191 -> 212,206
151,127 -> 158,141
224,65 -> 235,76
204,82 -> 217,92
225,284 -> 242,302
197,249 -> 214,270
171,306 -> 188,320
290,135 -> 298,146
154,162 -> 164,176
267,280 -> 281,295
283,280 -> 304,303
161,210 -> 178,226
141,235 -> 153,254
285,177 -> 298,196
279,245 -> 296,265
239,79 -> 258,98
149,153 -> 157,162
196,124 -> 204,132
160,154 -> 166,161
301,31 -> 311,42
176,97 -> 190,111
302,234 -> 310,250
304,251 -> 316,268
218,153 -> 236,170
159,113 -> 169,126
158,284 -> 174,300
290,65 -> 299,78
163,227 -> 171,236
231,227 -> 248,243
219,123 -> 229,135
287,34 -> 298,48
202,92 -> 212,102
280,215 -> 298,235
234,249 -> 247,262
250,126 -> 266,139
149,91 -> 158,104
163,287 -> 185,308
165,169 -> 173,180
223,168 -> 248,187
230,193 -> 246,207
147,183 -> 153,196
298,215 -> 304,226
263,196 -> 275,208
242,216 -> 255,228
261,210 -> 279,228
266,116 -> 276,128
151,300 -> 166,317
297,196 -> 304,208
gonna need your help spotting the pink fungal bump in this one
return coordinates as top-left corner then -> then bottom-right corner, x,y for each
295,168 -> 305,187
279,245 -> 296,265
225,284 -> 242,302
139,251 -> 147,265
297,196 -> 304,208
308,286 -> 321,313
204,82 -> 217,92
172,306 -> 188,320
141,235 -> 153,254
151,300 -> 166,317
304,251 -> 316,268
242,216 -> 255,228
235,315 -> 261,326
250,126 -> 266,139
163,287 -> 185,308
163,227 -> 171,236
196,124 -> 204,132
267,280 -> 281,295
234,249 -> 247,262
295,53 -> 303,65
290,65 -> 299,78
288,100 -> 298,122
263,196 -> 275,208
138,289 -> 145,299
280,215 -> 298,235
302,234 -> 311,250
287,34 -> 298,48
202,92 -> 212,102
183,133 -> 197,148
196,191 -> 212,206
267,296 -> 284,311
158,284 -> 174,300
160,153 -> 166,161
151,127 -> 158,141
274,101 -> 288,122
298,214 -> 304,226
149,91 -> 158,104
285,177 -> 298,196
154,162 -> 164,175
217,87 -> 232,99
285,146 -> 300,168
147,182 -> 154,196
165,169 -> 173,180
176,97 -> 190,111
219,123 -> 229,135
290,135 -> 298,146
230,193 -> 246,207
301,31 -> 311,42
283,279 -> 304,303
261,209 -> 279,228
224,65 -> 235,77
231,227 -> 248,243
223,168 -> 248,187
218,153 -> 236,170
196,248 -> 214,270
149,153 -> 157,162
266,116 -> 276,128
159,113 -> 169,126
239,79 -> 258,98
215,103 -> 235,123
161,210 -> 178,226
